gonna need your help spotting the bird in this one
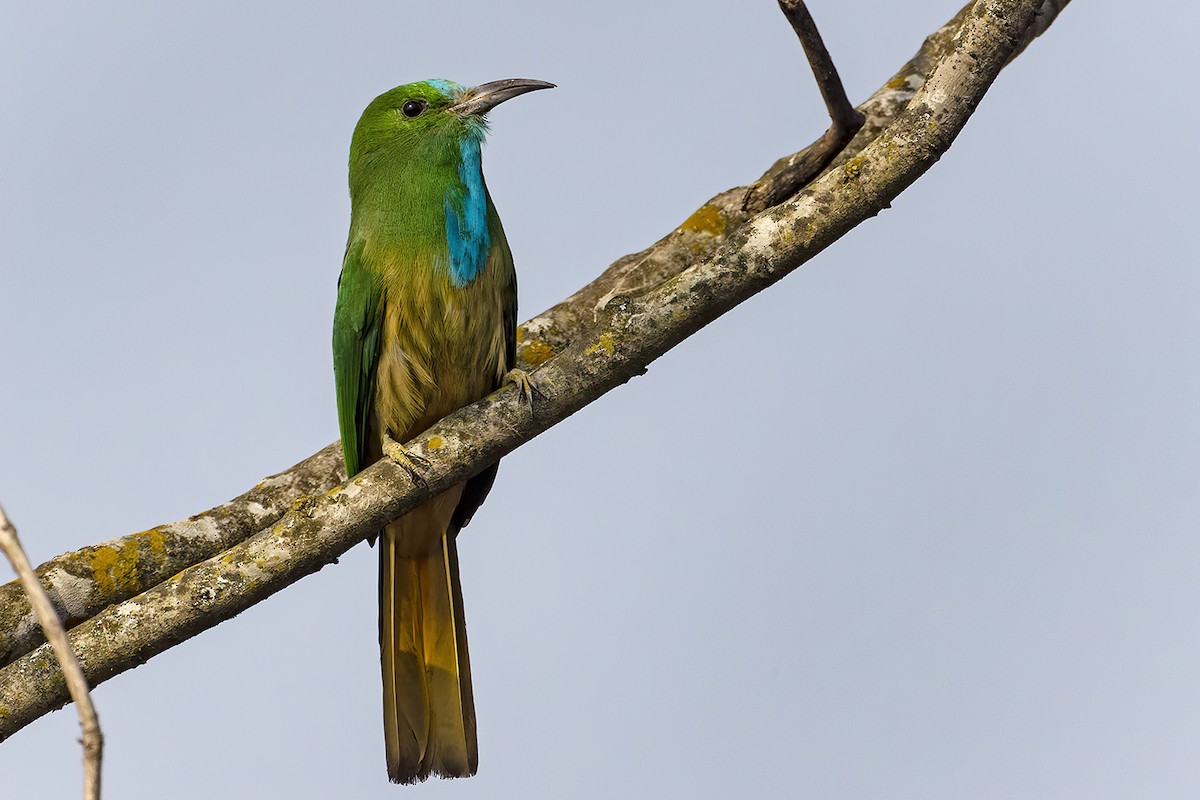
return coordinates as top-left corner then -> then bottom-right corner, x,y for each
332,77 -> 553,783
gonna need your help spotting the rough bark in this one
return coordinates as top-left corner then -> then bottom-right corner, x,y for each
0,445 -> 345,669
0,0 -> 1068,740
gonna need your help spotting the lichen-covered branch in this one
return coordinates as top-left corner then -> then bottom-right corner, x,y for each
0,0 -> 1062,741
0,444 -> 345,670
0,1 -> 1069,673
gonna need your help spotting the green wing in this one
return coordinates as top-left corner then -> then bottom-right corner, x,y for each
502,246 -> 518,376
332,238 -> 382,477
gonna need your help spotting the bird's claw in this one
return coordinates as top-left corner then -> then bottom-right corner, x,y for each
382,434 -> 431,488
503,368 -> 536,406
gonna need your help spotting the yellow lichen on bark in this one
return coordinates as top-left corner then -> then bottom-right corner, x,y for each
519,339 -> 555,368
585,332 -> 616,357
90,541 -> 143,596
679,205 -> 727,239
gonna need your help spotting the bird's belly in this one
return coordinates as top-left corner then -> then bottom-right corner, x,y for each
370,287 -> 507,451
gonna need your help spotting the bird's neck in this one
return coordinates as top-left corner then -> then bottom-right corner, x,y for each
350,135 -> 491,287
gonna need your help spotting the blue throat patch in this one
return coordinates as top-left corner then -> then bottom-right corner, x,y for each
444,136 -> 489,286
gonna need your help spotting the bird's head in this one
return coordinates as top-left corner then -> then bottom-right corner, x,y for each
350,78 -> 554,166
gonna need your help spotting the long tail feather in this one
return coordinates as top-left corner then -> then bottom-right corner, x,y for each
380,489 -> 477,784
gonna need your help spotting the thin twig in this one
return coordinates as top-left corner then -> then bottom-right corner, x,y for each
0,503 -> 102,800
747,0 -> 866,209
784,0 -> 861,132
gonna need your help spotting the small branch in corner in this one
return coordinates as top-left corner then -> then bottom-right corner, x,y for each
0,503 -> 103,800
747,0 -> 866,210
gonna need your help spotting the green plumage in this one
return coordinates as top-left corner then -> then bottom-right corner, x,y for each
332,77 -> 551,784
332,238 -> 380,478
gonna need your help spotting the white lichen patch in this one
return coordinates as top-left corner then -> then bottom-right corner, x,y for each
244,501 -> 270,522
743,214 -> 789,257
235,560 -> 271,585
7,614 -> 39,650
521,316 -> 555,338
867,74 -> 923,110
255,472 -> 298,491
43,567 -> 93,620
109,599 -> 143,637
180,516 -> 222,543
737,190 -> 827,277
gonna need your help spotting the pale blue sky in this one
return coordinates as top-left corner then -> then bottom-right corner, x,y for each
2,2 -> 1197,798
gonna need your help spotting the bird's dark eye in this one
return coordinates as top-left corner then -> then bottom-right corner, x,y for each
401,100 -> 427,118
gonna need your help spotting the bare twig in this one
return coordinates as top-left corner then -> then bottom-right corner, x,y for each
0,503 -> 102,799
746,0 -> 866,209
784,0 -> 861,133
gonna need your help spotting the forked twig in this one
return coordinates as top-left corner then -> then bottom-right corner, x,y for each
748,0 -> 866,209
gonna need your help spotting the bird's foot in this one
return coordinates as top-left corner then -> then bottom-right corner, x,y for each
503,368 -> 536,405
382,434 -> 431,488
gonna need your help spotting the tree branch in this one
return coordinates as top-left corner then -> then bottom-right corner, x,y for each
0,444 -> 345,670
0,504 -> 102,798
0,0 -> 1067,742
0,1 -> 1070,674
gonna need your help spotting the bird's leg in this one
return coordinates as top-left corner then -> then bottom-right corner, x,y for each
502,368 -> 536,405
382,433 -> 431,488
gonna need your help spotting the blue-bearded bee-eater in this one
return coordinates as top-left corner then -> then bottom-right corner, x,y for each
332,77 -> 553,783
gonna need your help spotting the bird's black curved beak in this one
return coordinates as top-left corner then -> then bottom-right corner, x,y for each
452,78 -> 555,117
